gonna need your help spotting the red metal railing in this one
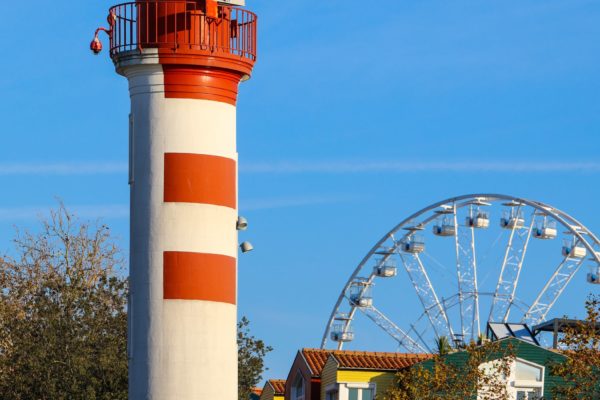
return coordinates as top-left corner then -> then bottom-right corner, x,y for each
108,2 -> 257,61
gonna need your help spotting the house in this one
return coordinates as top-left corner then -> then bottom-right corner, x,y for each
421,337 -> 567,400
251,387 -> 263,400
283,348 -> 431,400
285,348 -> 334,400
260,379 -> 286,400
320,351 -> 432,400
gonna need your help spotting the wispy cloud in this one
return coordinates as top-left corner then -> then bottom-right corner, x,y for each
0,197 -> 355,219
242,194 -> 363,211
0,205 -> 129,221
4,160 -> 596,176
241,161 -> 600,174
0,162 -> 127,176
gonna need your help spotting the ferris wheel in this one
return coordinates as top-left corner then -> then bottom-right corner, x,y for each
321,194 -> 600,353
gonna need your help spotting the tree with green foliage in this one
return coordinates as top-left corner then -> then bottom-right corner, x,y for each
0,206 -> 128,400
0,206 -> 273,400
551,295 -> 600,399
238,316 -> 273,400
435,336 -> 452,356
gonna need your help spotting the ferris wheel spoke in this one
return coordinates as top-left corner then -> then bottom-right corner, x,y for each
409,322 -> 433,353
489,207 -> 536,323
398,252 -> 454,340
522,242 -> 587,326
453,203 -> 481,343
358,304 -> 427,353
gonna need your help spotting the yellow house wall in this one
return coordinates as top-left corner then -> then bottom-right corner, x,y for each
336,370 -> 396,399
260,385 -> 284,400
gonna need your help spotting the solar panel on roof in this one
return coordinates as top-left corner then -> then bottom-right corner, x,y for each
487,322 -> 539,345
508,324 -> 537,344
489,323 -> 511,340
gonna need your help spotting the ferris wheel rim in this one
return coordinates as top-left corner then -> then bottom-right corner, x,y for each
321,193 -> 600,350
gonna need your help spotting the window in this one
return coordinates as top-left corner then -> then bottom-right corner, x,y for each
516,389 -> 541,400
346,386 -> 374,400
510,360 -> 544,400
292,373 -> 304,400
362,388 -> 374,400
326,389 -> 339,400
515,361 -> 543,382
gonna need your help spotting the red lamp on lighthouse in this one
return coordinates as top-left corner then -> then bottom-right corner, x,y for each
90,11 -> 116,55
90,35 -> 102,55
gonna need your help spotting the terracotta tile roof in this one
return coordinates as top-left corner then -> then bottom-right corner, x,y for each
301,348 -> 432,376
252,387 -> 263,396
331,351 -> 433,370
302,349 -> 333,377
268,379 -> 286,395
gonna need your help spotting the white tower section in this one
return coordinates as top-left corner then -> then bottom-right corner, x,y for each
94,2 -> 257,399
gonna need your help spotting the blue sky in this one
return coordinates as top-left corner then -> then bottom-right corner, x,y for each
1,0 -> 599,382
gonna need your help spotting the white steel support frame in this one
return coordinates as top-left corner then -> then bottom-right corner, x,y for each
453,204 -> 481,343
489,208 -> 536,323
357,304 -> 427,353
522,243 -> 587,326
410,323 -> 433,353
398,252 -> 454,340
321,194 -> 600,352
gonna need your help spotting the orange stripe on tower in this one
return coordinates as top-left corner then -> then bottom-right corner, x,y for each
162,65 -> 242,106
164,251 -> 236,304
164,153 -> 236,209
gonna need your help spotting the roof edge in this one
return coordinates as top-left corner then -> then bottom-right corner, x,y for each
300,349 -> 315,376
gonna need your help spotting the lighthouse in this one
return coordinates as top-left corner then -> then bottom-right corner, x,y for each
92,1 -> 256,398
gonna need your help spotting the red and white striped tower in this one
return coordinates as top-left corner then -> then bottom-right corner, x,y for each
93,1 -> 256,398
